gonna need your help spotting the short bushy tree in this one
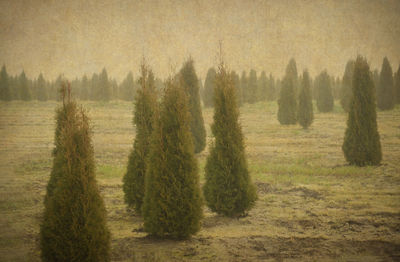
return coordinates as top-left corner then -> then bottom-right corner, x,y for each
297,70 -> 314,129
179,58 -> 206,153
40,86 -> 110,261
123,62 -> 158,213
377,57 -> 395,110
315,70 -> 334,112
342,56 -> 382,166
142,77 -> 202,239
203,62 -> 257,217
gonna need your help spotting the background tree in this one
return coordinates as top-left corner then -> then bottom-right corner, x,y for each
277,59 -> 298,125
267,73 -> 275,101
258,71 -> 268,101
297,70 -> 314,129
231,70 -> 241,106
247,69 -> 258,104
36,73 -> 48,101
342,56 -> 381,166
40,86 -> 110,261
142,77 -> 202,239
120,71 -> 136,101
315,70 -> 334,112
179,58 -> 206,153
395,65 -> 400,104
240,71 -> 248,105
0,65 -> 11,101
123,62 -> 158,213
19,71 -> 31,101
377,57 -> 395,110
203,61 -> 257,217
340,60 -> 355,112
203,67 -> 216,107
98,68 -> 111,101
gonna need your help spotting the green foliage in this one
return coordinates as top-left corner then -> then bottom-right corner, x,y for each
142,78 -> 202,239
315,70 -> 334,112
19,71 -> 32,101
297,70 -> 314,129
395,65 -> 400,104
231,70 -> 241,106
377,57 -> 395,110
258,71 -> 268,101
240,71 -> 247,105
342,56 -> 382,166
36,73 -> 48,101
179,58 -> 206,153
203,67 -> 216,107
278,59 -> 298,125
203,62 -> 257,217
40,92 -> 110,261
120,71 -> 136,101
267,73 -> 275,101
340,60 -> 355,112
123,63 -> 158,213
0,65 -> 11,101
247,69 -> 258,104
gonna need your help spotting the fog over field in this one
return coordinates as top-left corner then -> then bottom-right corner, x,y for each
1,0 -> 400,80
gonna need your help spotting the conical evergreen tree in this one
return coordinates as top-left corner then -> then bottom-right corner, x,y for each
0,65 -> 11,101
37,73 -> 48,101
240,71 -> 248,104
142,77 -> 202,239
19,71 -> 32,101
203,61 -> 257,217
203,67 -> 216,107
230,70 -> 241,106
179,58 -> 206,153
316,70 -> 334,112
395,65 -> 400,104
278,59 -> 298,124
267,73 -> 275,101
342,56 -> 382,166
247,69 -> 258,104
340,60 -> 355,112
297,70 -> 314,129
123,62 -> 158,213
258,71 -> 268,101
377,57 -> 395,110
40,85 -> 110,261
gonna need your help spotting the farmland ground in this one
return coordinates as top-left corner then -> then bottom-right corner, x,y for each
0,100 -> 399,261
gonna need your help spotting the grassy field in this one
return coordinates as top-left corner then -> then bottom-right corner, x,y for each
0,100 -> 399,261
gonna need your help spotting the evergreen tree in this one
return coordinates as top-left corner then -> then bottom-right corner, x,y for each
0,65 -> 11,101
120,71 -> 136,101
240,71 -> 248,104
258,71 -> 268,101
230,71 -> 241,106
203,67 -> 216,107
179,59 -> 206,153
123,62 -> 158,213
99,68 -> 111,101
19,71 -> 32,101
142,77 -> 202,239
277,59 -> 298,125
247,69 -> 258,104
377,57 -> 395,110
316,70 -> 334,112
81,75 -> 89,100
40,85 -> 110,261
297,70 -> 314,129
395,65 -> 400,104
340,60 -> 355,112
267,73 -> 275,101
203,61 -> 257,217
342,56 -> 382,166
36,73 -> 48,101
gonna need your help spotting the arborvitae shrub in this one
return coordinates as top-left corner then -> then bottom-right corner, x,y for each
342,56 -> 382,166
123,63 -> 158,213
340,60 -> 355,112
316,70 -> 334,112
203,62 -> 257,217
278,59 -> 298,125
40,88 -> 110,261
203,67 -> 216,107
142,78 -> 202,239
377,57 -> 395,110
179,59 -> 206,153
297,70 -> 314,129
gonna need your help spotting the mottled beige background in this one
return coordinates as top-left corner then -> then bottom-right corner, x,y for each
1,0 -> 399,81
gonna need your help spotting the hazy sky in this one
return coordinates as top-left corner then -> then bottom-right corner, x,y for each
1,0 -> 399,81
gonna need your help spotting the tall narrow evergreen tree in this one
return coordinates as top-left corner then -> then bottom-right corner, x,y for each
247,69 -> 258,104
377,57 -> 395,110
40,85 -> 110,261
342,56 -> 382,166
267,73 -> 275,101
179,58 -> 206,153
315,70 -> 334,112
240,71 -> 248,104
395,65 -> 400,104
36,73 -> 48,101
203,61 -> 257,217
277,59 -> 298,125
123,62 -> 158,213
0,65 -> 11,101
340,60 -> 355,112
231,70 -> 241,106
203,67 -> 217,107
297,70 -> 314,129
19,71 -> 32,101
142,77 -> 202,239
258,71 -> 268,101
